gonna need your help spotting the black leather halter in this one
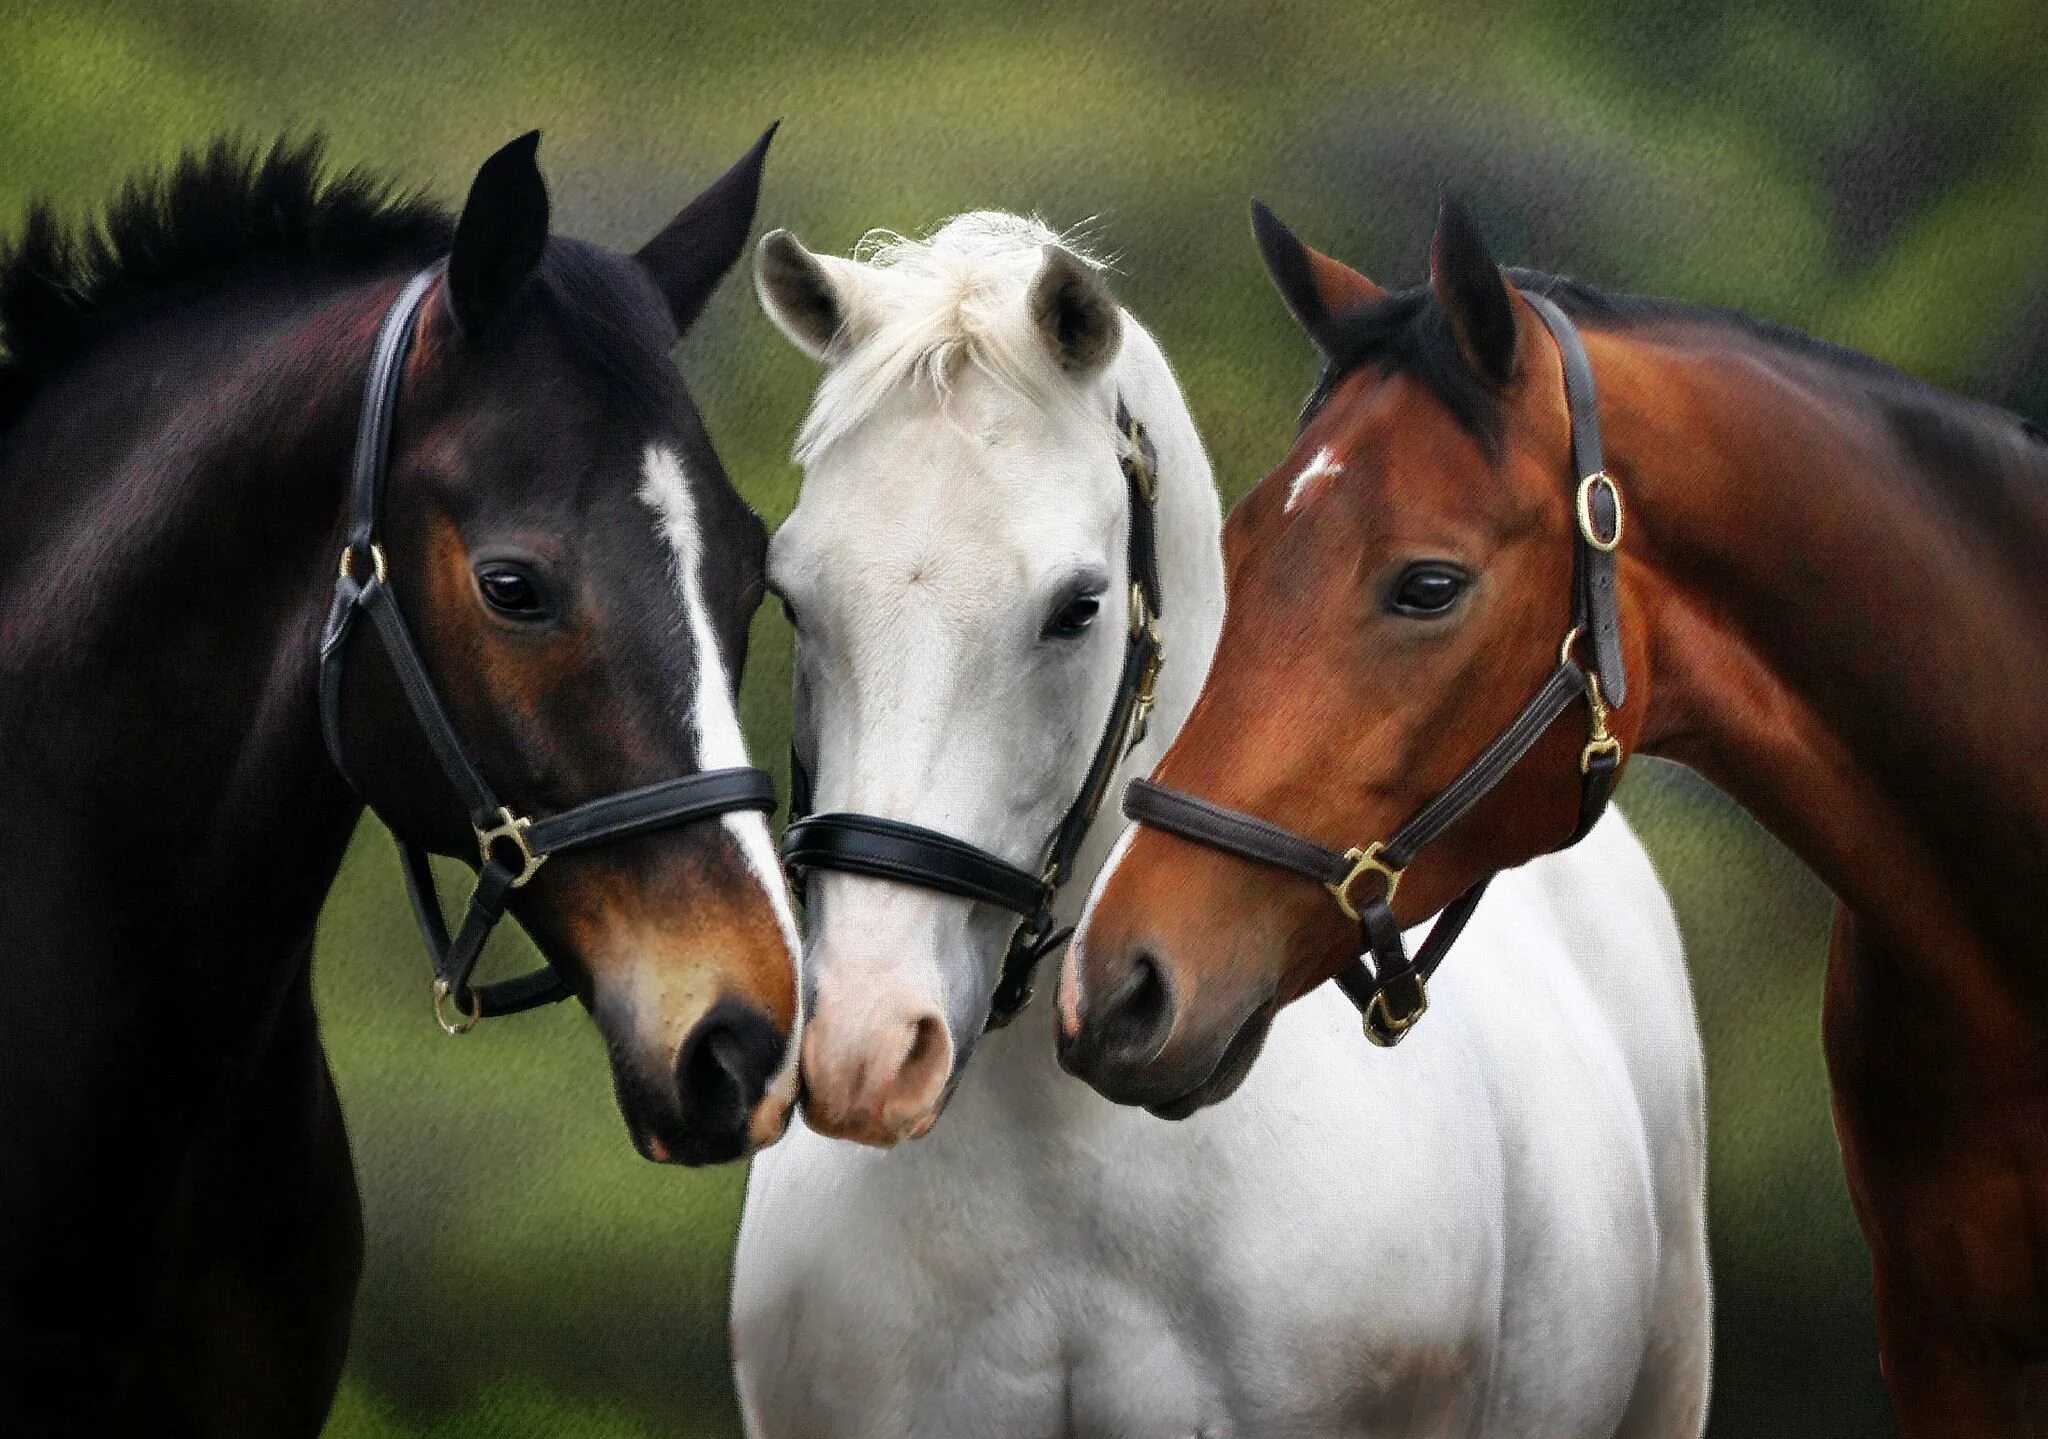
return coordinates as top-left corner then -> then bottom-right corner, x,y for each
1123,292 -> 1625,1047
781,400 -> 1165,1030
318,266 -> 779,1034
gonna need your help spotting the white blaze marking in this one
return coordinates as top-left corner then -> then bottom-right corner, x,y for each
1285,445 -> 1342,512
638,444 -> 803,963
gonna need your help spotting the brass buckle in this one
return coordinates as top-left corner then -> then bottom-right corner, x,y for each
1124,420 -> 1157,503
338,542 -> 389,585
1128,632 -> 1165,752
1327,842 -> 1402,923
1575,471 -> 1623,552
433,977 -> 481,1036
474,806 -> 547,888
1365,975 -> 1428,1047
1128,581 -> 1158,640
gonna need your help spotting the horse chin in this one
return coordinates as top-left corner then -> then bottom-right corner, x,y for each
1144,994 -> 1277,1121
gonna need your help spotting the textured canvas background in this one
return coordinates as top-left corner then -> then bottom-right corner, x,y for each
6,1 -> 2044,1433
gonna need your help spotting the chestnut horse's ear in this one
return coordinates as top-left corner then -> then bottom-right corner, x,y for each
636,122 -> 778,334
1251,199 -> 1386,346
1429,194 -> 1518,386
447,131 -> 550,338
755,228 -> 865,361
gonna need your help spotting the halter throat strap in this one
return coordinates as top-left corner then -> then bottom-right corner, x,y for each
781,398 -> 1164,1031
317,265 -> 779,1033
1123,291 -> 1624,1046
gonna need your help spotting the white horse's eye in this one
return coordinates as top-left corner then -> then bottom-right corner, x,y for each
1044,593 -> 1101,638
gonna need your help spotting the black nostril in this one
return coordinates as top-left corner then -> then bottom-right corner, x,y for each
676,998 -> 785,1144
1095,950 -> 1174,1063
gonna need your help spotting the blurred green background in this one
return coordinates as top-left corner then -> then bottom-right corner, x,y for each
7,0 -> 2046,1433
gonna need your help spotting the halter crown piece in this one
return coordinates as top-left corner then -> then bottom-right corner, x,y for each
318,265 -> 779,1034
781,399 -> 1165,1031
1123,291 -> 1626,1046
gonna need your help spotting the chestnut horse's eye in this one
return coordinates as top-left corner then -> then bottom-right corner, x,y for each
1387,563 -> 1470,618
1044,592 -> 1101,639
475,562 -> 549,620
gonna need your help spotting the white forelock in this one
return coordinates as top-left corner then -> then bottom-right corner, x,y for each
793,211 -> 1120,465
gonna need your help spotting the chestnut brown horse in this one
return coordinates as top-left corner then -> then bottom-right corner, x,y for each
1063,195 -> 2048,1435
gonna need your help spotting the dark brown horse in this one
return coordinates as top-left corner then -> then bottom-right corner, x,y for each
0,132 -> 799,1433
1062,195 -> 2048,1434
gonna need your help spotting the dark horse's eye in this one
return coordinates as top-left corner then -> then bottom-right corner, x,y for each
1387,563 -> 1470,618
1045,592 -> 1101,638
475,562 -> 549,619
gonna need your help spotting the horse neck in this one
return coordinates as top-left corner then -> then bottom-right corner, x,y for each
0,272 -> 397,996
1608,320 -> 2048,970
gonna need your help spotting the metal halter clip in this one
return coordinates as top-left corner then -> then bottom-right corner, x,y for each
433,977 -> 481,1036
1328,842 -> 1403,923
1561,627 -> 1624,773
1575,471 -> 1623,552
338,542 -> 388,585
474,806 -> 547,888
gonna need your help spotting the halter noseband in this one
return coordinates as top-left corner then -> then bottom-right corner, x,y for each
1123,291 -> 1625,1047
780,400 -> 1165,1031
318,266 -> 779,1034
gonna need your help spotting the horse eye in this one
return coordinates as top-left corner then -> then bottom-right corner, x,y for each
1045,593 -> 1101,638
475,562 -> 548,619
1387,564 -> 1469,618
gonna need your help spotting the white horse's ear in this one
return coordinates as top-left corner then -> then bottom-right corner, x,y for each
1027,246 -> 1122,374
755,229 -> 861,360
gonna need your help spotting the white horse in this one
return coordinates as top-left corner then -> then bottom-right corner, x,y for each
733,213 -> 1710,1438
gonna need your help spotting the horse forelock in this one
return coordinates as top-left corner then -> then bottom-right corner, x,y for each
791,211 -> 1120,466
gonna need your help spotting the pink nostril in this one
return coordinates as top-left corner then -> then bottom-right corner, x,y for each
874,1012 -> 950,1131
802,1005 -> 954,1144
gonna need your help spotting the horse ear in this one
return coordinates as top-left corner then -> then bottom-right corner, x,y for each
755,229 -> 862,360
447,131 -> 550,338
635,123 -> 777,334
1429,194 -> 1518,386
1251,200 -> 1385,346
1028,246 -> 1122,374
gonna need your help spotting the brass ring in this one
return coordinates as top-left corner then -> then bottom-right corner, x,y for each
338,543 -> 389,584
433,977 -> 481,1035
1364,980 -> 1428,1047
1575,472 -> 1623,552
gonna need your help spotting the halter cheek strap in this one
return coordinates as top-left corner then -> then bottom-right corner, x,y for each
318,265 -> 779,1033
781,399 -> 1164,1031
1122,291 -> 1624,1047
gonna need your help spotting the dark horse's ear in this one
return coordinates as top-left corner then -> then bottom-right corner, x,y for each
1251,199 -> 1386,352
636,123 -> 778,334
1429,194 -> 1518,386
447,131 -> 550,338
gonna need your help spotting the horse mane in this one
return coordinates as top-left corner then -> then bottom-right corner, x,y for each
1311,268 -> 2047,473
0,135 -> 451,434
793,211 -> 1120,464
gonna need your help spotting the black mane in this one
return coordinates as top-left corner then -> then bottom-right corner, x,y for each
1304,267 -> 2031,458
0,136 -> 452,433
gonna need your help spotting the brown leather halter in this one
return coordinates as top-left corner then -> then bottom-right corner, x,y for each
1123,292 -> 1625,1046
